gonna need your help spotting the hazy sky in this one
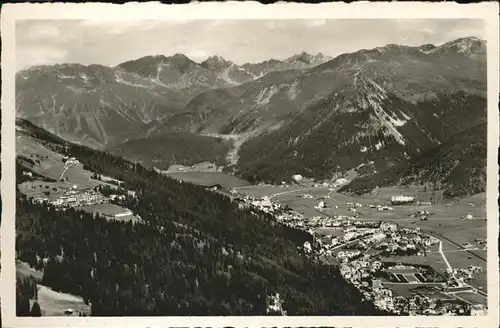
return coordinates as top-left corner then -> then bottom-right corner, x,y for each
16,19 -> 484,71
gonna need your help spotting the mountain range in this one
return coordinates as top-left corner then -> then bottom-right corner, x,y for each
16,37 -> 487,198
16,51 -> 332,147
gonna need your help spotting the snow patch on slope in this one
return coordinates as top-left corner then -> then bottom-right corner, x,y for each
59,74 -> 76,80
114,71 -> 155,89
255,85 -> 279,106
287,80 -> 299,100
218,64 -> 239,85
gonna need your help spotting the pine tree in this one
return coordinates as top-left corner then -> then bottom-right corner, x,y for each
30,302 -> 42,317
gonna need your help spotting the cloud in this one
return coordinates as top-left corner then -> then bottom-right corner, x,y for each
185,49 -> 208,61
15,19 -> 486,71
26,24 -> 61,40
17,46 -> 68,69
420,28 -> 437,35
79,20 -> 161,34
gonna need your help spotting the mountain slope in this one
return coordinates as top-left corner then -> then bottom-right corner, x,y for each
16,37 -> 486,187
15,118 -> 384,316
338,123 -> 487,199
154,37 -> 485,139
229,37 -> 486,184
16,64 -> 185,148
150,68 -> 306,135
16,52 -> 333,149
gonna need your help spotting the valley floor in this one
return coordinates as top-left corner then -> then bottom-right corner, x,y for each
233,183 -> 488,308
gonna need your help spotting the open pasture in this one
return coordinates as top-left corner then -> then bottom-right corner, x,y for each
37,285 -> 90,317
77,203 -> 141,224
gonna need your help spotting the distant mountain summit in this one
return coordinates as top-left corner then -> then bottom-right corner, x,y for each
16,50 -> 336,147
16,37 -> 487,190
285,52 -> 334,65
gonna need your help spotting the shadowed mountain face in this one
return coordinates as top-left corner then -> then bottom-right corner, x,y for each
16,37 -> 486,192
229,38 -> 487,183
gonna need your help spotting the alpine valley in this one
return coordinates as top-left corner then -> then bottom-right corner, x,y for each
16,36 -> 487,198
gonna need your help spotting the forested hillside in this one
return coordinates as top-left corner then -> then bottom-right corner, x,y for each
16,119 -> 385,316
234,92 -> 486,184
339,123 -> 487,198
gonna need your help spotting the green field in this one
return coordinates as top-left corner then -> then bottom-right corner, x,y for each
165,171 -> 251,189
77,203 -> 141,223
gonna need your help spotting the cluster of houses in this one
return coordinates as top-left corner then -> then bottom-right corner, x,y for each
451,265 -> 484,282
31,184 -> 125,209
234,192 -> 485,316
32,185 -> 108,207
339,258 -> 396,312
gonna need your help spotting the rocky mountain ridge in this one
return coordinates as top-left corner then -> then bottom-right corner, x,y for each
16,37 -> 487,196
16,51 -> 333,147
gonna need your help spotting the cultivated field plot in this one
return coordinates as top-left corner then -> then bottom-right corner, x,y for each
165,172 -> 251,189
411,287 -> 456,301
37,285 -> 90,316
381,253 -> 449,275
453,291 -> 488,305
62,164 -> 101,188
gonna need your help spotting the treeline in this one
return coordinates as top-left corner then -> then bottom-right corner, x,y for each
16,120 -> 386,316
106,132 -> 232,170
16,277 -> 41,317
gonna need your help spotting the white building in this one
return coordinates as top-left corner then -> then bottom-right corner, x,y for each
471,304 -> 487,316
391,195 -> 415,205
